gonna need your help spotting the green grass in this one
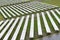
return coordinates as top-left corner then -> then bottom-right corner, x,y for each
0,14 -> 4,21
42,0 -> 60,7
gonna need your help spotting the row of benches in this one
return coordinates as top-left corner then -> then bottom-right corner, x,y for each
0,10 -> 60,40
0,1 -> 59,18
0,0 -> 30,6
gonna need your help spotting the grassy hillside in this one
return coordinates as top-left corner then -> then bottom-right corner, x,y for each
42,0 -> 60,7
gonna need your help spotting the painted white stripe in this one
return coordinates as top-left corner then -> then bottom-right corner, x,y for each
0,20 -> 9,30
11,16 -> 25,40
29,14 -> 34,38
50,10 -> 60,23
4,7 -> 16,16
42,12 -> 51,33
37,13 -> 42,35
3,17 -> 19,40
55,9 -> 60,15
0,21 -> 4,25
1,7 -> 12,17
0,19 -> 14,39
7,6 -> 20,16
0,9 -> 7,18
46,11 -> 59,31
20,15 -> 30,40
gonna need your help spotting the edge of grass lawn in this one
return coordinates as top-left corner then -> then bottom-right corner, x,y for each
42,0 -> 60,7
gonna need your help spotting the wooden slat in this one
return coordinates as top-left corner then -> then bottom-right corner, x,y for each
0,21 -> 4,25
42,12 -> 51,33
0,20 -> 9,30
0,18 -> 14,39
55,9 -> 60,15
17,5 -> 28,14
10,6 -> 21,15
50,10 -> 60,23
20,6 -> 32,13
3,17 -> 19,40
20,15 -> 30,40
0,9 -> 7,18
7,6 -> 20,16
37,13 -> 42,35
29,14 -> 34,38
11,16 -> 25,40
46,11 -> 59,31
4,7 -> 16,16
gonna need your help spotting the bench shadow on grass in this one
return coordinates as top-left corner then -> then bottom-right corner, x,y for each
0,14 -> 4,21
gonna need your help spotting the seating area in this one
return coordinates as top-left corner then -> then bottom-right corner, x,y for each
0,0 -> 30,6
0,1 -> 60,40
0,1 -> 59,19
0,10 -> 60,40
